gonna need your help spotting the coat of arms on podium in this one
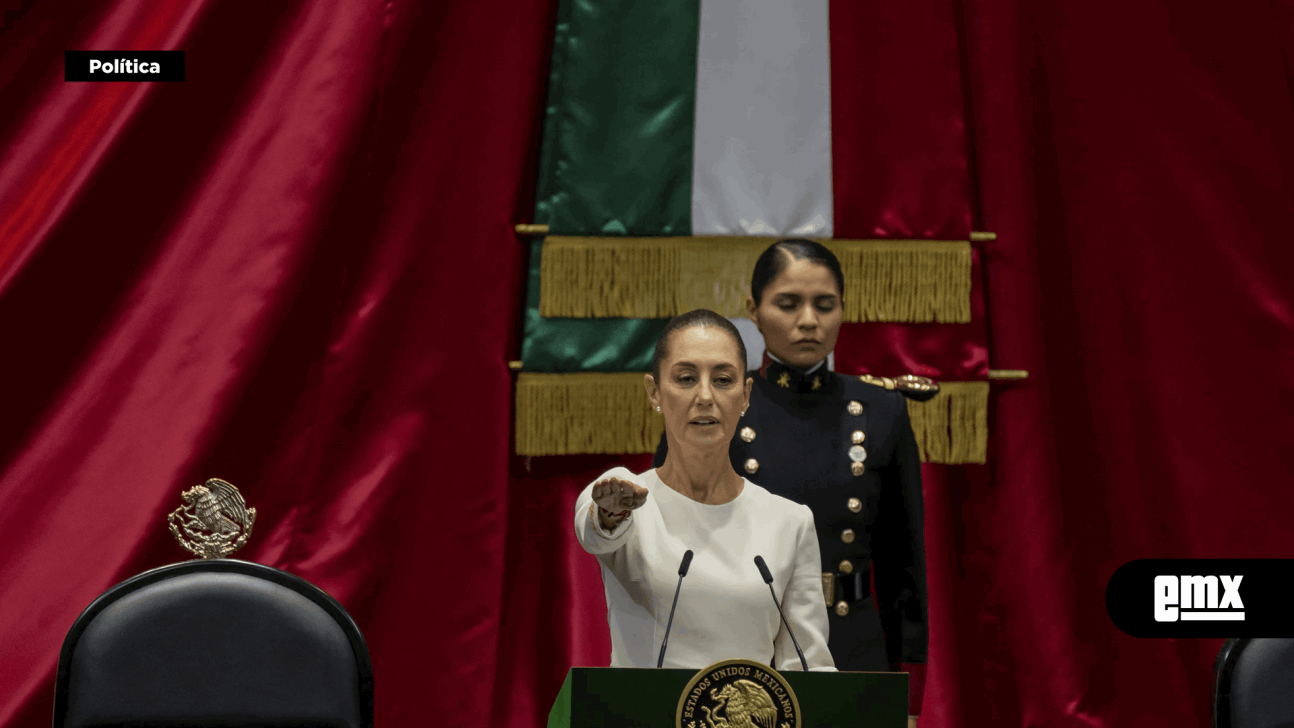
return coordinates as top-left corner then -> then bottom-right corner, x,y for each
167,478 -> 256,558
677,659 -> 801,728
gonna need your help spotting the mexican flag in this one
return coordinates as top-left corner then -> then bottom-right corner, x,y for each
517,0 -> 991,464
534,0 -> 973,240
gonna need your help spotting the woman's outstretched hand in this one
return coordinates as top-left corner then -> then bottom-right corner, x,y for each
591,477 -> 649,530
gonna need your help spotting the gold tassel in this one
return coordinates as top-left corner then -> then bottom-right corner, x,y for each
905,381 -> 989,465
516,372 -> 988,464
538,236 -> 972,323
515,373 -> 663,456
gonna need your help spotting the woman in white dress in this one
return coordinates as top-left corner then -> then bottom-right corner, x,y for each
575,309 -> 835,671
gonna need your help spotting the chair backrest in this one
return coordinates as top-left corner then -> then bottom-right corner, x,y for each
54,559 -> 374,728
1213,638 -> 1294,728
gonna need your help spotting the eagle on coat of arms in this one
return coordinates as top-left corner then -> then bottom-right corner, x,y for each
167,478 -> 256,559
702,680 -> 780,728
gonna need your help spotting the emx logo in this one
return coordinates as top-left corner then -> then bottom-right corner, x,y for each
1153,575 -> 1243,622
1108,560 -> 1290,637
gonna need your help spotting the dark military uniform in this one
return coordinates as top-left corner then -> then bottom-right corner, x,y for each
654,359 -> 928,672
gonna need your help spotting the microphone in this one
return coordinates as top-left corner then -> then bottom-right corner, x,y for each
657,549 -> 694,668
754,555 -> 808,672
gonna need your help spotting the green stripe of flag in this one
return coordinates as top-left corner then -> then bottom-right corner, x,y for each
519,238 -> 666,372
532,0 -> 574,227
541,0 -> 700,235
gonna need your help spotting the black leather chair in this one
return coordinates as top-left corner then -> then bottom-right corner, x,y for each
54,559 -> 374,728
1213,638 -> 1294,728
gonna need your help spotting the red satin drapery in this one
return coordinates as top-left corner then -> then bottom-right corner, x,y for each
833,246 -> 991,381
2,4 -> 1293,728
0,1 -> 550,725
829,0 -> 972,240
955,1 -> 1294,725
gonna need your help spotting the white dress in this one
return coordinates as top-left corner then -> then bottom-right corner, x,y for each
574,467 -> 836,672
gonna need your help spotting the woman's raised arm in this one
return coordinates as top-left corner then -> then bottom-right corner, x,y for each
573,467 -> 650,555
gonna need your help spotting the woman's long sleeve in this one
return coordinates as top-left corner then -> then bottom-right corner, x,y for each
573,466 -> 640,555
773,504 -> 836,672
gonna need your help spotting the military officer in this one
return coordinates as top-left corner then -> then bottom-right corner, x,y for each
654,240 -> 933,717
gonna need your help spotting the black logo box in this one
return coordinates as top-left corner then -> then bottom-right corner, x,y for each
65,51 -> 184,82
1106,559 -> 1294,638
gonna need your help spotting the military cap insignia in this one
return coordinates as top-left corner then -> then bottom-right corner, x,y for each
167,478 -> 257,559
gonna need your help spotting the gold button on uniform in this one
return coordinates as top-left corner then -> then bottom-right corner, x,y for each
835,601 -> 850,617
839,559 -> 854,574
744,458 -> 759,474
841,528 -> 855,544
847,497 -> 862,513
847,401 -> 863,416
851,462 -> 866,477
852,430 -> 865,444
740,426 -> 756,443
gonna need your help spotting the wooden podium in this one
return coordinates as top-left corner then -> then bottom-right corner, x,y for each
548,666 -> 908,728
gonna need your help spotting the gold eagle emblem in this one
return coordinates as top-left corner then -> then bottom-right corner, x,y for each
678,659 -> 800,728
167,478 -> 256,559
704,679 -> 780,728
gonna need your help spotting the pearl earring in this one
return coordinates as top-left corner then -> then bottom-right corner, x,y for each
655,406 -> 661,412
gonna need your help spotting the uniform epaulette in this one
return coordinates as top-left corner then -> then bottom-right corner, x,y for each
858,374 -> 941,403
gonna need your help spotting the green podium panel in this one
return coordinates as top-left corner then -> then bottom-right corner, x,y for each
548,667 -> 907,728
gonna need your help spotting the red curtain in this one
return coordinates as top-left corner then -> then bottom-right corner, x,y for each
0,1 -> 555,726
951,1 -> 1294,726
2,3 -> 1294,728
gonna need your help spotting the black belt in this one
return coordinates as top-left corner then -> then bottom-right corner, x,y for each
823,568 -> 872,607
837,568 -> 871,603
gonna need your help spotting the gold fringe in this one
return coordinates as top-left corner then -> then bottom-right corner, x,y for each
515,373 -> 662,456
538,236 -> 972,323
988,369 -> 1029,380
516,372 -> 989,464
906,381 -> 989,465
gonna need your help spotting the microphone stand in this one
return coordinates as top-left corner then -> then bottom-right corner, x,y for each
754,555 -> 808,671
657,550 -> 694,668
